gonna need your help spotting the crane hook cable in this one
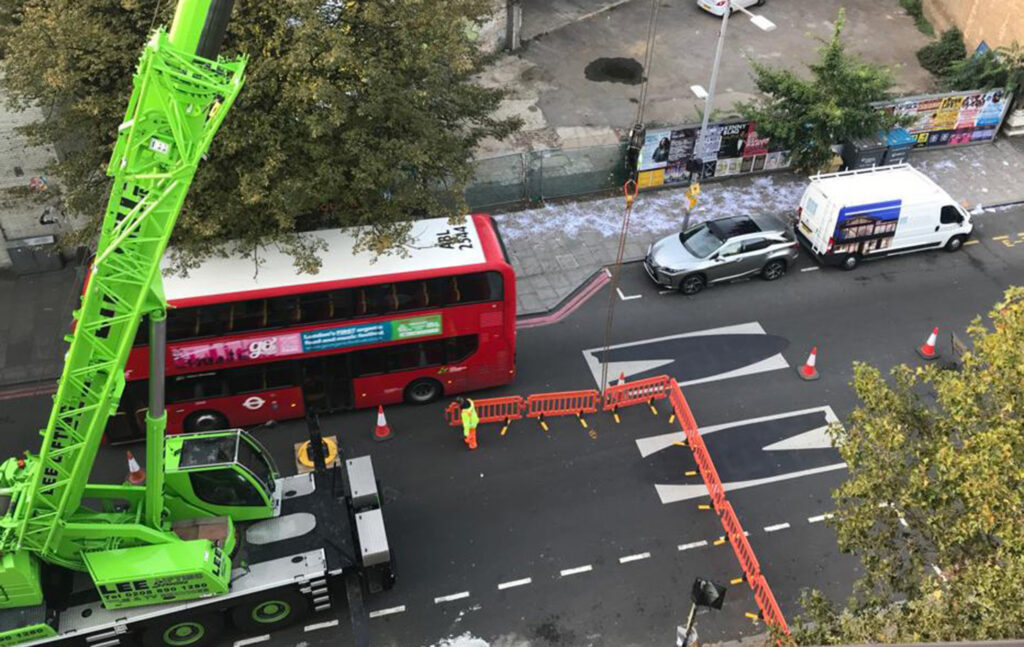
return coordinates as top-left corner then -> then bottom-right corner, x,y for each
599,179 -> 640,393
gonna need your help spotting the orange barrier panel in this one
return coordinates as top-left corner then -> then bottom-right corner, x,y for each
602,374 -> 672,411
526,389 -> 600,419
668,379 -> 790,637
445,396 -> 526,427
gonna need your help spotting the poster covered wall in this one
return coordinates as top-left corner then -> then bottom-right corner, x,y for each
635,120 -> 791,189
875,88 -> 1011,148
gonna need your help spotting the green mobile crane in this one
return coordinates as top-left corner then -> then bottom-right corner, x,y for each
0,2 -> 392,646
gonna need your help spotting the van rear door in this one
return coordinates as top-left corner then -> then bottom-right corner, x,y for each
796,186 -> 833,254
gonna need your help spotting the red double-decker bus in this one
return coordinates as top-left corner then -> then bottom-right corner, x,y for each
107,215 -> 516,442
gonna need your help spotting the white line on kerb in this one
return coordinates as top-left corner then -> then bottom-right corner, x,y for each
678,540 -> 708,551
497,577 -> 532,590
560,564 -> 593,577
434,591 -> 470,604
369,605 -> 407,618
617,287 -> 642,301
619,552 -> 651,564
808,513 -> 833,523
800,266 -> 820,272
304,619 -> 339,632
234,636 -> 270,647
764,522 -> 791,533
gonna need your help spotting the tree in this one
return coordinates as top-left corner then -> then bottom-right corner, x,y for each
738,9 -> 904,174
0,0 -> 521,274
791,287 -> 1024,645
944,42 -> 1024,111
916,27 -> 966,79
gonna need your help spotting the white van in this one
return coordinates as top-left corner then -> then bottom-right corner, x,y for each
794,164 -> 973,270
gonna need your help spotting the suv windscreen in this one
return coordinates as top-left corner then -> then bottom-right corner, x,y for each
680,225 -> 723,258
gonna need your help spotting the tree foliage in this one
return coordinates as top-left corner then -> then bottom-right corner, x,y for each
916,27 -> 966,78
791,287 -> 1024,645
0,0 -> 520,273
738,9 -> 904,174
944,42 -> 1024,110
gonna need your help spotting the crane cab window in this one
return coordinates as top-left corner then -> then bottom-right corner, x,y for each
189,468 -> 266,507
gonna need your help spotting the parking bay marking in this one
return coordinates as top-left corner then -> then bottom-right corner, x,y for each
617,287 -> 643,301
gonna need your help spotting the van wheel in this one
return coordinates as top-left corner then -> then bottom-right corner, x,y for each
761,260 -> 786,281
679,274 -> 706,295
142,613 -> 223,647
230,589 -> 309,634
405,378 -> 442,404
840,254 -> 860,271
945,235 -> 966,252
183,410 -> 228,433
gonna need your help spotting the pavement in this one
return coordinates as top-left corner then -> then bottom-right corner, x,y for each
1,137 -> 1024,387
478,0 -> 935,156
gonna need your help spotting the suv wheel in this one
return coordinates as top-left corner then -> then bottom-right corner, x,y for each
679,274 -> 706,295
761,259 -> 786,281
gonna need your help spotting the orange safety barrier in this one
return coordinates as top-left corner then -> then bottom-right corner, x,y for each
445,396 -> 526,427
526,389 -> 600,419
668,379 -> 791,637
602,374 -> 672,411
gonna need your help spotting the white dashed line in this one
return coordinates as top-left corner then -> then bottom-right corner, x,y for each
497,577 -> 532,590
800,266 -> 820,272
234,636 -> 270,647
658,289 -> 674,295
678,540 -> 708,551
369,605 -> 406,619
434,591 -> 470,604
304,620 -> 339,632
560,565 -> 593,577
808,513 -> 833,523
619,552 -> 651,564
764,522 -> 791,533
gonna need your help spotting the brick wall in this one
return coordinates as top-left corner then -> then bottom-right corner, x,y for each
923,0 -> 1024,51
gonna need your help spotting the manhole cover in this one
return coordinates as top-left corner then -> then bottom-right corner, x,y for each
584,57 -> 644,85
556,254 -> 580,269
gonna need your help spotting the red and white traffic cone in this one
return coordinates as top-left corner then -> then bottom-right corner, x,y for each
373,405 -> 394,442
126,450 -> 146,485
917,326 -> 940,360
796,347 -> 820,381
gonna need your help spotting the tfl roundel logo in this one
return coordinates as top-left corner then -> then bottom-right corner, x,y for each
242,396 -> 266,410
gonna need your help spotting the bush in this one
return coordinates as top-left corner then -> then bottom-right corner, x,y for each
899,0 -> 934,36
943,49 -> 1009,91
917,27 -> 966,77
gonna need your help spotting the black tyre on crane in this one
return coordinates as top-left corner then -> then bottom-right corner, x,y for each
141,612 -> 224,647
230,588 -> 310,634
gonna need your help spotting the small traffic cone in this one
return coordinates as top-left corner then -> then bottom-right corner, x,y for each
796,347 -> 820,381
917,326 -> 940,360
373,405 -> 394,442
126,450 -> 146,485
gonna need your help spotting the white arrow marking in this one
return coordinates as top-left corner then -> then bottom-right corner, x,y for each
602,359 -> 678,385
678,353 -> 789,387
762,425 -> 833,451
654,463 -> 848,504
636,431 -> 688,458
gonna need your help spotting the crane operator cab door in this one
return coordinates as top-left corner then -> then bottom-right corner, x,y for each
164,430 -> 281,524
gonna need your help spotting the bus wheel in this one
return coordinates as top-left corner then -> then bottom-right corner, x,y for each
405,378 -> 442,404
184,410 -> 228,433
142,613 -> 223,647
231,589 -> 309,634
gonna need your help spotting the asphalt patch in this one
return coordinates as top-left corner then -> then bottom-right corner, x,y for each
584,57 -> 643,85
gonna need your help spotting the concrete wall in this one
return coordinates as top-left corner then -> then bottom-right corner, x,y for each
0,89 -> 63,270
473,0 -> 515,53
923,0 -> 1024,51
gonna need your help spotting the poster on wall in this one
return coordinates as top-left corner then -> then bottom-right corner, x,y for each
878,88 -> 1010,148
635,120 -> 790,189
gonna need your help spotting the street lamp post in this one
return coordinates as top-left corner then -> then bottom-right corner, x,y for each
686,1 -> 776,231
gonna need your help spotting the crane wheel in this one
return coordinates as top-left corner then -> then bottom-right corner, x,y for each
142,612 -> 223,647
230,589 -> 309,633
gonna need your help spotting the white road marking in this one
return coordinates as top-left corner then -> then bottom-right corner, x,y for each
658,289 -> 674,295
369,605 -> 407,618
807,513 -> 833,523
497,577 -> 532,590
304,620 -> 339,632
678,540 -> 708,551
931,564 -> 943,576
560,564 -> 593,577
762,425 -> 834,451
655,462 -> 848,504
234,636 -> 270,647
617,287 -> 643,301
619,552 -> 651,564
800,266 -> 820,272
604,268 -> 613,278
764,522 -> 791,533
434,591 -> 470,604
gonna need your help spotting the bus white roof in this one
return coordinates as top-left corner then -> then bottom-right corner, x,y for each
161,217 -> 488,302
809,165 -> 952,206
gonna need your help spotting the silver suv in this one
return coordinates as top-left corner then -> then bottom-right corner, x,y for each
644,214 -> 799,295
